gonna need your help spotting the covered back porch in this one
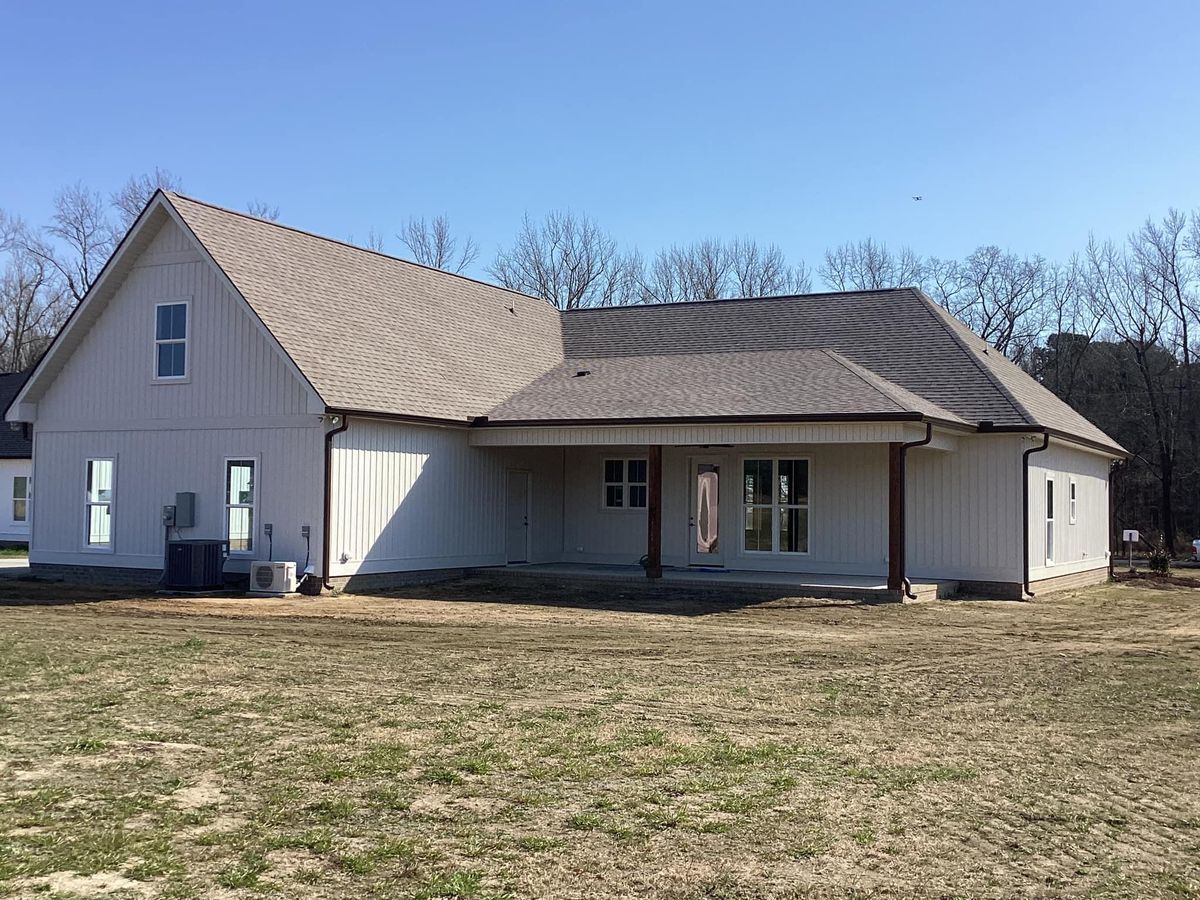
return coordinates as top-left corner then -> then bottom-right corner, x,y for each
472,418 -> 963,600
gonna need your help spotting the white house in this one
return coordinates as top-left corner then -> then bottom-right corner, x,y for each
0,372 -> 32,544
5,192 -> 1125,598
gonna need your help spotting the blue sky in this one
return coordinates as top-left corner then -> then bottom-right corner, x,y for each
4,0 -> 1198,279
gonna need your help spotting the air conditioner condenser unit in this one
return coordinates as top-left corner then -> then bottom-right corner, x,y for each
250,560 -> 298,595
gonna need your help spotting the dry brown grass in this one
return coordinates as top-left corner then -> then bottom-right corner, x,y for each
0,575 -> 1198,898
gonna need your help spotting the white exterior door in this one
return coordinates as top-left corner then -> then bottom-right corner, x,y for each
505,470 -> 530,564
688,457 -> 724,566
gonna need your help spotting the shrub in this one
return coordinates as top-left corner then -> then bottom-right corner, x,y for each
1148,538 -> 1172,576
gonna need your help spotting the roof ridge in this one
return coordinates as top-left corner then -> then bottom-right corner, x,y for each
561,287 -> 916,314
819,350 -> 908,414
162,191 -> 554,310
908,288 -> 1035,426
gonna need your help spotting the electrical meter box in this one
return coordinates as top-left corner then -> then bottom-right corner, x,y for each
174,492 -> 196,528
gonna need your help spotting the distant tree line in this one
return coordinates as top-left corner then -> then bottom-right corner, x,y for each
4,175 -> 1199,550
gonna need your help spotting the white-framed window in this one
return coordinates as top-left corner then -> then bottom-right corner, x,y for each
603,458 -> 647,509
12,476 -> 28,523
84,458 -> 114,550
742,457 -> 810,554
1045,475 -> 1055,564
1069,478 -> 1077,525
225,458 -> 257,554
154,300 -> 189,380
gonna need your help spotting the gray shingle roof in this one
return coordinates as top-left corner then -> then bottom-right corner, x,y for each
486,350 -> 966,425
0,372 -> 32,458
159,195 -> 1120,453
562,290 -> 1123,451
168,194 -> 564,421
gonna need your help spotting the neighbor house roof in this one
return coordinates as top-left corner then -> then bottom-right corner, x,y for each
0,372 -> 32,458
485,349 -> 967,426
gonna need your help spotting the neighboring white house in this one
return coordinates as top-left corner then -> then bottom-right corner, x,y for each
5,192 -> 1126,597
0,372 -> 32,545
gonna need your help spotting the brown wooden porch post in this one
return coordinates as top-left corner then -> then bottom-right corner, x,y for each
646,444 -> 663,579
887,442 -> 904,591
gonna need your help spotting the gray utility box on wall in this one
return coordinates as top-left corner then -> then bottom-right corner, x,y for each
174,492 -> 195,528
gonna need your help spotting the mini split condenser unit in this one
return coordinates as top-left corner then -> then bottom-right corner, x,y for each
249,560 -> 298,594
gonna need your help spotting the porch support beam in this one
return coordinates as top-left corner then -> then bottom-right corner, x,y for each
646,444 -> 663,579
888,442 -> 904,591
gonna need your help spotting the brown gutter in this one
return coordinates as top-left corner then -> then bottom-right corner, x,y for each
889,422 -> 933,600
325,407 -> 470,429
1021,432 -> 1051,596
322,414 -> 351,590
477,411 -> 932,428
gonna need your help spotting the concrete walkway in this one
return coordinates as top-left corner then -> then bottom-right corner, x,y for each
472,562 -> 956,602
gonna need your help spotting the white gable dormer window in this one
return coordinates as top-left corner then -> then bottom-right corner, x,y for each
154,300 -> 189,380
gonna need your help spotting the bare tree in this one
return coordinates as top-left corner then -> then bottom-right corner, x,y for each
641,238 -> 811,302
949,246 -> 1052,364
1085,235 -> 1180,551
2,184 -> 114,302
819,237 -> 924,291
489,211 -> 639,309
112,168 -> 183,229
246,200 -> 281,221
644,240 -> 733,302
731,239 -> 812,296
0,249 -> 69,371
1031,258 -> 1101,398
399,215 -> 478,274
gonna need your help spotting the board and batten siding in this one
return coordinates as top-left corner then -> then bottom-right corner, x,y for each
35,220 -> 315,427
28,218 -> 326,572
1027,439 -> 1112,580
32,427 -> 323,571
327,418 -> 563,576
906,434 -> 1025,583
561,443 -> 892,576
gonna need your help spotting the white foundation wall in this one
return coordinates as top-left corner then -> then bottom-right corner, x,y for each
327,419 -> 563,576
1027,439 -> 1113,580
906,434 -> 1025,583
0,458 -> 31,543
561,444 -> 892,576
31,425 -> 324,572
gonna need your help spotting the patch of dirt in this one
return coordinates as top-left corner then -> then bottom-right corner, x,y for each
19,871 -> 151,896
173,772 -> 224,809
1112,570 -> 1200,589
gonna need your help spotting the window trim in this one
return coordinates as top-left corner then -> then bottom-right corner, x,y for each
12,475 -> 28,524
740,456 -> 811,556
152,298 -> 191,383
224,456 -> 259,557
601,457 -> 648,511
83,457 -> 116,553
1069,478 -> 1077,525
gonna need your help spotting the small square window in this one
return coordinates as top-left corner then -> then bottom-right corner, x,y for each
604,458 -> 648,509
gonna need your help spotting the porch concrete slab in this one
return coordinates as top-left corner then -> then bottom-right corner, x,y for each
471,563 -> 955,602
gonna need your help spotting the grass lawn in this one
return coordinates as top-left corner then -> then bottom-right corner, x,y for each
0,576 -> 1198,899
